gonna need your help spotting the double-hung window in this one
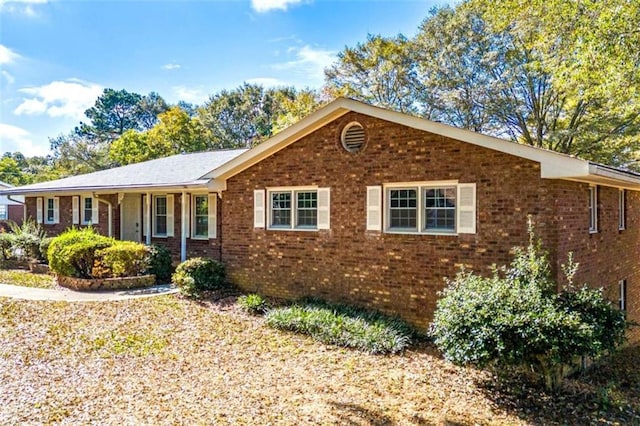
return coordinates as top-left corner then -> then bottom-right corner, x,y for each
269,189 -> 317,230
154,195 -> 168,237
0,205 -> 7,220
81,196 -> 95,224
44,197 -> 59,224
386,183 -> 459,234
589,186 -> 598,233
191,194 -> 216,239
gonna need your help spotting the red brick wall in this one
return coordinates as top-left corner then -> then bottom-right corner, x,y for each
222,113 -> 559,329
24,193 -> 222,262
550,182 -> 640,341
7,204 -> 24,224
25,195 -> 116,237
221,112 -> 640,337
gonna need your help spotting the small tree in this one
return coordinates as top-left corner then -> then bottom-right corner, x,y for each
431,221 -> 627,391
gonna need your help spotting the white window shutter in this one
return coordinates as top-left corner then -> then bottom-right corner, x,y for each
208,194 -> 217,239
457,183 -> 476,234
366,186 -> 382,231
91,197 -> 99,224
254,189 -> 265,228
166,195 -> 174,237
53,197 -> 60,224
317,188 -> 330,230
36,197 -> 43,224
72,196 -> 80,224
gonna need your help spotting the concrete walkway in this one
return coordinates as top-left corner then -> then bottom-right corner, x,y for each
0,283 -> 179,302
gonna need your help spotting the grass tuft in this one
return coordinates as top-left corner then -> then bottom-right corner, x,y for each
237,293 -> 269,315
265,298 -> 413,354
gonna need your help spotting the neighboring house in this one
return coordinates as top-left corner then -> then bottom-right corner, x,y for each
0,181 -> 25,228
2,98 -> 638,337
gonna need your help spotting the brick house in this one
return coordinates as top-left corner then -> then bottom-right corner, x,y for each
2,98 -> 638,335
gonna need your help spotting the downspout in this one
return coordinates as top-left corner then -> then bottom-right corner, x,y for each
7,195 -> 26,222
93,193 -> 113,237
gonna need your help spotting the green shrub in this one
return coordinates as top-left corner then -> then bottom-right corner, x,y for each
0,232 -> 16,260
48,228 -> 114,278
38,237 -> 53,263
145,244 -> 173,283
8,219 -> 47,261
430,220 -> 628,391
266,298 -> 413,354
172,257 -> 226,296
238,294 -> 269,315
95,241 -> 149,278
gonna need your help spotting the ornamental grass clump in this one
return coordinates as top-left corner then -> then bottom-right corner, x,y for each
265,298 -> 413,354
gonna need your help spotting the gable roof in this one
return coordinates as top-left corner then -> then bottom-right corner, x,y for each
1,149 -> 247,195
204,97 -> 640,190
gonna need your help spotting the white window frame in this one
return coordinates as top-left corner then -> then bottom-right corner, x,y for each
0,204 -> 7,220
384,181 -> 459,235
267,186 -> 319,231
153,195 -> 168,237
619,279 -> 627,311
81,196 -> 94,225
619,189 -> 626,231
589,185 -> 598,233
44,197 -> 58,225
191,194 -> 209,239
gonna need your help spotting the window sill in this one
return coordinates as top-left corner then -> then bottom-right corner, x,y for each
191,236 -> 210,240
267,227 -> 319,232
589,229 -> 598,234
385,229 -> 458,236
152,235 -> 168,238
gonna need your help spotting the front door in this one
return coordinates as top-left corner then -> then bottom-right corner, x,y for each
120,194 -> 142,242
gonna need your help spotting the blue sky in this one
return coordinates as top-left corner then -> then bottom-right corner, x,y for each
0,0 -> 443,157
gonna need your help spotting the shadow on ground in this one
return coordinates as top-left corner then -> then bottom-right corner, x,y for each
476,345 -> 640,425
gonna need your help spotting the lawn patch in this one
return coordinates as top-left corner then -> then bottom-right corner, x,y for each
0,269 -> 56,289
265,298 -> 413,354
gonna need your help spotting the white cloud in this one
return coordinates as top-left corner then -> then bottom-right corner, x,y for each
251,0 -> 306,12
246,77 -> 290,87
0,44 -> 20,65
172,85 -> 209,105
0,0 -> 48,16
1,70 -> 15,85
0,123 -> 49,156
14,78 -> 103,120
271,45 -> 336,85
162,63 -> 181,70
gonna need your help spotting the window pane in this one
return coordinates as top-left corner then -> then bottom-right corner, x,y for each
194,196 -> 208,237
156,216 -> 167,235
0,205 -> 7,220
389,189 -> 417,229
47,199 -> 54,222
296,191 -> 317,227
424,187 -> 456,231
271,192 -> 291,227
84,198 -> 92,222
156,197 -> 167,215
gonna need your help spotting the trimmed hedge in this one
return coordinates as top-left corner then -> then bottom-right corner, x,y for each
265,298 -> 413,354
48,228 -> 114,278
172,257 -> 226,296
96,241 -> 149,278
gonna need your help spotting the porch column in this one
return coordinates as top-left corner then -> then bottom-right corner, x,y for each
181,191 -> 188,262
145,192 -> 151,245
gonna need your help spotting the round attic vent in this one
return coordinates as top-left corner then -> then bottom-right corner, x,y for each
340,122 -> 366,153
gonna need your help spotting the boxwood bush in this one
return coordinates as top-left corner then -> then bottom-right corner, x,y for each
265,298 -> 413,354
145,244 -> 173,283
48,228 -> 114,278
172,257 -> 226,296
95,241 -> 149,278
